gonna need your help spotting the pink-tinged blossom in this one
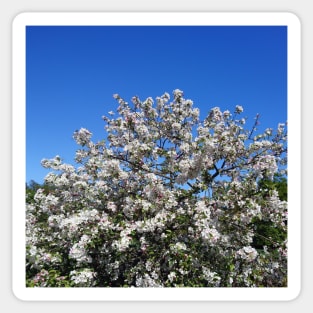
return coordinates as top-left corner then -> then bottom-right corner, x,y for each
136,273 -> 163,287
70,269 -> 97,287
235,105 -> 244,113
73,128 -> 92,146
236,246 -> 258,262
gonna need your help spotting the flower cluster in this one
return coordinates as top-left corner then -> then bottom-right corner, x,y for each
26,90 -> 287,287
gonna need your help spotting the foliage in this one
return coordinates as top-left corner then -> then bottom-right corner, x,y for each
26,180 -> 55,204
258,174 -> 287,201
251,174 -> 287,250
26,90 -> 287,287
26,180 -> 42,204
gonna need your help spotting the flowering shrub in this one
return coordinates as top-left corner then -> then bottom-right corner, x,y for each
26,89 -> 287,287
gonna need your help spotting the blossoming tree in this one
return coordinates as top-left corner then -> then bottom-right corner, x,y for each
26,89 -> 287,287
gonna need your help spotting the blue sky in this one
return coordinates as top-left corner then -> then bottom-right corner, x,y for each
26,26 -> 287,184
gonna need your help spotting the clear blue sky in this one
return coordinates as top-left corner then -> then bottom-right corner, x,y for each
26,26 -> 287,184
